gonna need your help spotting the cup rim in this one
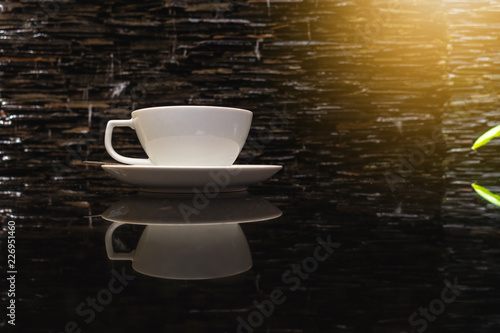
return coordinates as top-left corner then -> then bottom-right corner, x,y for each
131,105 -> 253,116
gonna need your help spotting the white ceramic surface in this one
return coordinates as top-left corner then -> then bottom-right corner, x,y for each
105,223 -> 252,280
101,164 -> 282,193
105,105 -> 253,166
101,192 -> 282,225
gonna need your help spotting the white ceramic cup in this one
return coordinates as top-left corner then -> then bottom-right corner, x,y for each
105,106 -> 253,166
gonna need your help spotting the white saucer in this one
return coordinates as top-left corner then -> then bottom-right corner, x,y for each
101,164 -> 282,193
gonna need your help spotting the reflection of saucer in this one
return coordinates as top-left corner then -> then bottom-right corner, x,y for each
102,164 -> 282,193
101,191 -> 282,225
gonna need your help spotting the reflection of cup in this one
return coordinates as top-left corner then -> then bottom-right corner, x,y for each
105,223 -> 252,280
104,105 -> 253,166
100,191 -> 282,225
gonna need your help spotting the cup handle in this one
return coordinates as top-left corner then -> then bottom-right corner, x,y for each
105,222 -> 135,260
105,119 -> 152,165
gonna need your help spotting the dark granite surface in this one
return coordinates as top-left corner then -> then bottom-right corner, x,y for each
1,0 -> 500,332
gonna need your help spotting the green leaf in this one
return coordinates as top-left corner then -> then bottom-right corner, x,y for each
471,183 -> 500,207
472,124 -> 500,150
